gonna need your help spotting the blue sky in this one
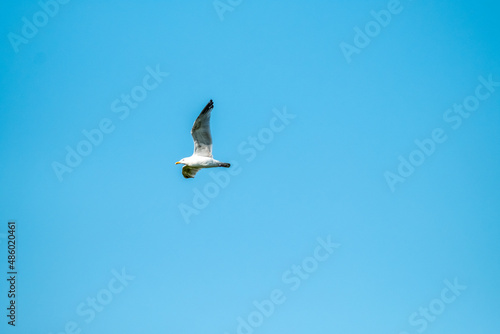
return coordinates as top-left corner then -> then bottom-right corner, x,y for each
1,0 -> 499,333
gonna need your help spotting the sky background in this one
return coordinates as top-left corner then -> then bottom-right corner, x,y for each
1,0 -> 499,333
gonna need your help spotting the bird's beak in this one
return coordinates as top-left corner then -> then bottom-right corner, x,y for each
175,161 -> 181,164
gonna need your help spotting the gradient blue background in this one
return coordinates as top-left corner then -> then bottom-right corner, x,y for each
1,0 -> 499,333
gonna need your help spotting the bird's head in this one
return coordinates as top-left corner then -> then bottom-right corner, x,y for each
175,158 -> 186,165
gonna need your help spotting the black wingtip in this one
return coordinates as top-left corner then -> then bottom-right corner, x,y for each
197,100 -> 214,118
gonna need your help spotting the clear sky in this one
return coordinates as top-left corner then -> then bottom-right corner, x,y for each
1,0 -> 499,333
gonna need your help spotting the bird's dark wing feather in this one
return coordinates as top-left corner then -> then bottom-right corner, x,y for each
191,100 -> 213,157
182,166 -> 201,179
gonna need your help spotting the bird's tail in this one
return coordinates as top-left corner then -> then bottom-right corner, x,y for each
219,163 -> 231,168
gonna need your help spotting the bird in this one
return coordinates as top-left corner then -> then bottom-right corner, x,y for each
176,100 -> 230,178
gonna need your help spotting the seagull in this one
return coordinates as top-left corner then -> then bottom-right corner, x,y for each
176,100 -> 230,178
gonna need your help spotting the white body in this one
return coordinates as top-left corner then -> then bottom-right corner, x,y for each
180,156 -> 223,168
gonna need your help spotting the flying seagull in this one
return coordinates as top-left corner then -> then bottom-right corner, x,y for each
176,100 -> 230,178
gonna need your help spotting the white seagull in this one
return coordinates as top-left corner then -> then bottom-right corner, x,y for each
176,100 -> 230,178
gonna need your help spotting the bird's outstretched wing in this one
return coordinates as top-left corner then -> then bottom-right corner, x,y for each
182,166 -> 201,179
191,100 -> 213,157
